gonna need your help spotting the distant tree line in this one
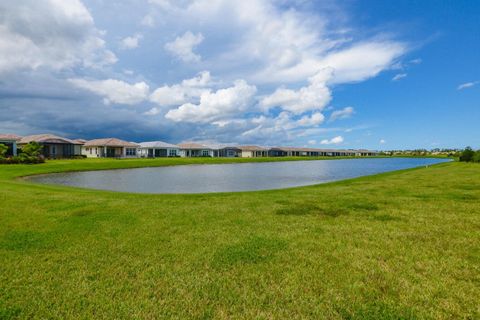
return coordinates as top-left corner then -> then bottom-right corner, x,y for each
380,148 -> 460,157
0,142 -> 45,164
459,147 -> 480,163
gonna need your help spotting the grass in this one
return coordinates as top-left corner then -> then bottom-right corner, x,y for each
0,158 -> 478,319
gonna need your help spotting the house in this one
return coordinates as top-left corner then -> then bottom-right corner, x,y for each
238,146 -> 269,158
178,143 -> 216,157
0,134 -> 22,157
73,139 -> 87,156
138,141 -> 180,158
265,146 -> 379,157
355,149 -> 378,157
219,146 -> 241,158
82,138 -> 139,158
267,147 -> 287,157
18,134 -> 82,158
272,147 -> 310,157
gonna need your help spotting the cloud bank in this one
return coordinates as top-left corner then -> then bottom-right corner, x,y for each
0,0 -> 409,146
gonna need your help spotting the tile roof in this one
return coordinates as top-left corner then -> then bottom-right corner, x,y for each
19,134 -> 78,144
238,145 -> 268,151
139,141 -> 180,149
178,142 -> 210,150
83,138 -> 139,148
0,134 -> 22,141
73,139 -> 87,144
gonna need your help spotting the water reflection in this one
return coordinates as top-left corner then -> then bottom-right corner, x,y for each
26,158 -> 450,194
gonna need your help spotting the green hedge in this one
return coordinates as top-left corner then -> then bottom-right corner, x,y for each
0,155 -> 45,164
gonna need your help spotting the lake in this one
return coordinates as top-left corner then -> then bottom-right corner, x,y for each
25,158 -> 451,194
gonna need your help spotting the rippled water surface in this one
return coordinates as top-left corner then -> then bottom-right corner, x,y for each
26,158 -> 450,194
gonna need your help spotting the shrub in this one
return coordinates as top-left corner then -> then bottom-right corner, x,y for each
0,142 -> 45,165
20,142 -> 42,157
459,147 -> 475,162
0,156 -> 44,165
473,150 -> 480,163
0,143 -> 8,158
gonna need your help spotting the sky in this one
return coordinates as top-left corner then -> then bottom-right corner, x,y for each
0,0 -> 478,150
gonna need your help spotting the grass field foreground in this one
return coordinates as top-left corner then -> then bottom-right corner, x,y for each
0,158 -> 479,319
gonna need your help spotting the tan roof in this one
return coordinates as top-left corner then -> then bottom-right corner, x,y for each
19,134 -> 78,144
221,146 -> 241,150
178,142 -> 210,150
238,145 -> 268,151
273,146 -> 309,152
0,134 -> 22,141
276,147 -> 334,152
83,138 -> 139,148
73,139 -> 87,144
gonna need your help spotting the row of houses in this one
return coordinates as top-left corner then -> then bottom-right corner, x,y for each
0,133 -> 378,159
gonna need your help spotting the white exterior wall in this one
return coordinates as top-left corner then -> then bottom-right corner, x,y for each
181,149 -> 214,157
82,146 -> 137,158
241,151 -> 254,158
82,146 -> 103,158
138,148 -> 146,157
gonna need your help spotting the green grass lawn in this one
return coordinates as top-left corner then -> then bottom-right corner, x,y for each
0,158 -> 478,319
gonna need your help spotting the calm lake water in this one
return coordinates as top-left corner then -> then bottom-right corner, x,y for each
26,158 -> 450,194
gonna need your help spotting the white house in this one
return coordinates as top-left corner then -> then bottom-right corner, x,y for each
238,146 -> 269,158
138,141 -> 180,157
178,143 -> 217,157
82,138 -> 139,158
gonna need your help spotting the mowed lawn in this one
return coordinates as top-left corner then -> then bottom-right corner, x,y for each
0,158 -> 479,319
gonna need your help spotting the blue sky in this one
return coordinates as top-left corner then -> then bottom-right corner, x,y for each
0,0 -> 478,149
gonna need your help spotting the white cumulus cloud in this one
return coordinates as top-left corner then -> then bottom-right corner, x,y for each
320,136 -> 344,145
297,112 -> 325,126
165,80 -> 257,123
165,31 -> 204,63
120,34 -> 142,49
69,78 -> 150,105
0,0 -> 117,73
149,71 -> 211,107
260,68 -> 333,114
152,1 -> 406,85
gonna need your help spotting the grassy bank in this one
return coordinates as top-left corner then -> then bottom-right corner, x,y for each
0,159 -> 478,319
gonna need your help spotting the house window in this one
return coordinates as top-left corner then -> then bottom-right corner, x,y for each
168,149 -> 177,157
52,145 -> 56,155
126,148 -> 136,156
202,150 -> 210,157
